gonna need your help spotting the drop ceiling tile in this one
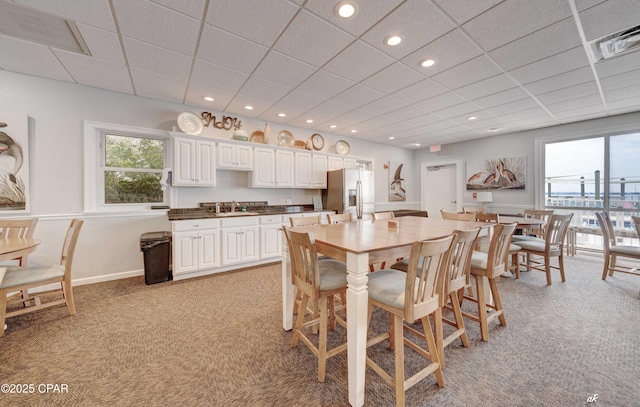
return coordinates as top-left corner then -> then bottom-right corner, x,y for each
54,47 -> 131,87
405,113 -> 447,127
361,0 -> 455,59
578,0 -> 640,41
237,76 -> 292,103
304,0 -> 403,37
332,84 -> 384,108
600,69 -> 640,91
508,47 -> 590,84
206,0 -> 297,47
361,62 -> 425,94
462,0 -> 572,51
305,99 -> 355,120
112,0 -> 200,54
414,92 -> 467,112
490,18 -> 582,71
607,98 -> 640,113
260,103 -> 310,123
197,25 -> 268,74
546,94 -> 604,113
390,79 -> 448,104
557,111 -> 608,123
153,0 -> 207,19
324,40 -> 395,82
360,96 -> 408,115
510,115 -> 559,128
551,102 -> 607,119
253,51 -> 316,87
356,116 -> 397,130
434,102 -> 482,119
401,29 -> 482,76
273,10 -> 354,67
226,96 -> 272,118
432,0 -> 502,24
448,110 -> 497,125
387,105 -> 430,121
75,23 -> 124,64
574,0 -> 608,11
595,50 -> 640,78
523,67 -> 595,95
191,60 -> 248,92
15,0 -> 116,31
296,70 -> 354,99
335,108 -> 380,126
462,116 -> 508,129
131,67 -> 186,102
278,89 -> 325,112
0,36 -> 73,82
536,81 -> 600,105
421,120 -> 459,132
431,55 -> 502,89
501,107 -> 552,122
488,98 -> 541,116
455,74 -> 519,100
123,38 -> 192,79
604,83 -> 640,102
472,87 -> 531,109
185,83 -> 234,112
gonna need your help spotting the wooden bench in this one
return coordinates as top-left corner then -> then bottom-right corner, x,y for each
567,226 -> 638,256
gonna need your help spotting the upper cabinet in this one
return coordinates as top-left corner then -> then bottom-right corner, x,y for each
294,152 -> 327,189
173,136 -> 216,186
217,142 -> 252,170
251,147 -> 294,188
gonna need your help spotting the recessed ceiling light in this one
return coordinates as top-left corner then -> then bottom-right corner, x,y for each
414,143 -> 421,147
488,128 -> 500,132
420,59 -> 435,68
385,35 -> 403,46
388,136 -> 395,140
350,129 -> 357,133
335,2 -> 357,18
330,125 -> 337,128
278,113 -> 286,117
306,119 -> 314,123
203,96 -> 214,102
244,105 -> 253,110
467,116 -> 477,120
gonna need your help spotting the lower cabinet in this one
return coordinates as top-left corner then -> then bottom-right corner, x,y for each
172,219 -> 220,276
259,215 -> 283,259
221,217 -> 259,265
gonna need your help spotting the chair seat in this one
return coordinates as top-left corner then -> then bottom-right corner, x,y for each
1,265 -> 65,289
609,245 -> 640,257
511,235 -> 545,243
368,269 -> 406,309
318,259 -> 348,291
515,240 -> 561,256
509,243 -> 521,252
470,251 -> 488,270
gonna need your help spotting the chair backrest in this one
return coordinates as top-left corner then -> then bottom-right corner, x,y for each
481,223 -> 517,278
474,213 -> 499,223
632,215 -> 640,242
447,228 -> 481,298
327,213 -> 353,224
463,207 -> 485,215
523,209 -> 554,237
440,210 -> 474,221
372,212 -> 395,220
0,218 -> 38,238
283,227 -> 321,299
60,219 -> 84,276
403,234 -> 455,323
544,214 -> 573,249
595,212 -> 614,250
290,215 -> 322,227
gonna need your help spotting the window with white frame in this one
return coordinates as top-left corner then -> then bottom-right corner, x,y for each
84,121 -> 170,212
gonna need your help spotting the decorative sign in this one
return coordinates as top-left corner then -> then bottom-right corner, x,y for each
466,156 -> 526,190
0,113 -> 29,212
201,112 -> 242,131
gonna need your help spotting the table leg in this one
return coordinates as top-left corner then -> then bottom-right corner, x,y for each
346,252 -> 369,407
281,236 -> 294,331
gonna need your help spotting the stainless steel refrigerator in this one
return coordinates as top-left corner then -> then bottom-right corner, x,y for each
323,169 -> 375,220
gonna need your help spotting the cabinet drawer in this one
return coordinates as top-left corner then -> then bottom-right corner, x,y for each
220,216 -> 259,228
259,215 -> 283,225
172,219 -> 219,232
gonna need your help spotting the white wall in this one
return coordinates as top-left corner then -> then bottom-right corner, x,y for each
0,70 -> 417,284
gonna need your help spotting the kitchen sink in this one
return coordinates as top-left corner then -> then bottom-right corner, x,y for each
215,212 -> 260,217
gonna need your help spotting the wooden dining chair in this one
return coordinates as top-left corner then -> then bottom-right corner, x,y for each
283,227 -> 348,382
372,211 -> 395,220
633,215 -> 640,243
462,223 -> 516,342
473,213 -> 522,278
512,209 -> 553,243
1,219 -> 83,337
440,209 -> 474,221
463,206 -> 485,215
0,218 -> 39,267
516,214 -> 573,285
290,215 -> 323,227
327,213 -> 353,224
595,212 -> 640,280
366,234 -> 455,407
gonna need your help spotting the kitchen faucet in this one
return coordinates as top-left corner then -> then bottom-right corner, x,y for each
231,201 -> 239,212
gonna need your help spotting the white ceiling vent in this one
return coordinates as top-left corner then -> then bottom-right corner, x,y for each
0,1 -> 90,55
589,24 -> 640,63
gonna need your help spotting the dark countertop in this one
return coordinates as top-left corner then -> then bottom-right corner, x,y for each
168,202 -> 325,221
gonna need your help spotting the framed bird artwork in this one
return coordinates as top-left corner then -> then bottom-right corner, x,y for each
0,113 -> 29,212
389,161 -> 406,201
466,156 -> 526,191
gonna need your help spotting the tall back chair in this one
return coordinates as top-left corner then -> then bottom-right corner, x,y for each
283,227 -> 348,382
512,209 -> 554,243
366,235 -> 455,407
595,212 -> 640,280
463,206 -> 485,215
1,219 -> 84,336
372,211 -> 395,220
290,215 -> 322,227
517,214 -> 573,285
327,213 -> 353,224
440,210 -> 474,221
0,218 -> 39,266
462,223 -> 516,341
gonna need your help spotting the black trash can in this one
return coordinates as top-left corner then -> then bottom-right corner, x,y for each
140,231 -> 172,285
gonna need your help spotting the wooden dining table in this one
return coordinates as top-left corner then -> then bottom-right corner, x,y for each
0,237 -> 41,282
500,215 -> 546,231
281,216 -> 492,407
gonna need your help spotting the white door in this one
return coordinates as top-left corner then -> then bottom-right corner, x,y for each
422,160 -> 460,218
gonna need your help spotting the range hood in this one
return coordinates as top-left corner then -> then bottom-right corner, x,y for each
589,24 -> 640,62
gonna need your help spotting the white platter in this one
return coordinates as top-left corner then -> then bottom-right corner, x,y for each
335,140 -> 350,155
177,112 -> 204,135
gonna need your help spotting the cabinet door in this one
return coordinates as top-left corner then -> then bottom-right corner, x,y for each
173,231 -> 198,274
253,148 -> 275,187
260,226 -> 282,259
236,144 -> 253,169
221,228 -> 242,265
217,143 -> 236,168
343,157 -> 357,169
173,138 -> 196,185
241,227 -> 259,262
196,140 -> 216,185
294,152 -> 312,187
312,154 -> 328,188
275,150 -> 294,188
328,156 -> 343,171
198,229 -> 220,269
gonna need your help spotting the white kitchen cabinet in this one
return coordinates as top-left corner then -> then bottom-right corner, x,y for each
172,219 -> 220,276
217,142 -> 252,170
343,157 -> 357,169
275,149 -> 295,187
295,152 -> 327,188
312,154 -> 328,188
251,147 -> 276,187
173,136 -> 216,186
259,215 -> 283,259
221,217 -> 259,265
328,155 -> 344,171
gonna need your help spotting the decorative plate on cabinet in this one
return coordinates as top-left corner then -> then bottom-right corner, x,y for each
177,112 -> 204,135
249,130 -> 264,143
278,130 -> 294,147
335,140 -> 350,155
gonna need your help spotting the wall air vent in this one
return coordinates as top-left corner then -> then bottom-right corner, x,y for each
589,24 -> 640,63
